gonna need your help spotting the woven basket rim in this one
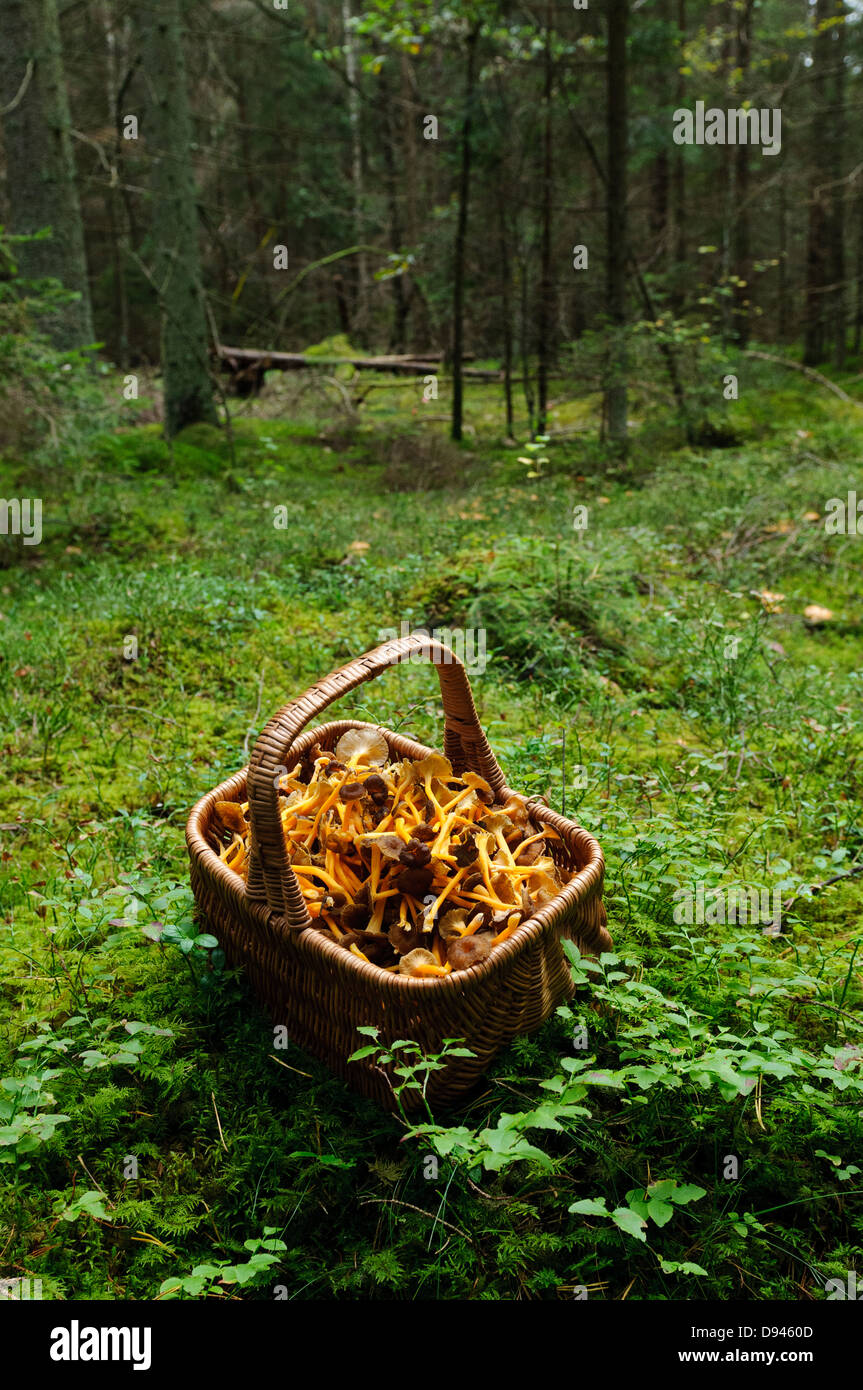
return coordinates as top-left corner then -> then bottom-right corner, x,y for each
186,717 -> 604,993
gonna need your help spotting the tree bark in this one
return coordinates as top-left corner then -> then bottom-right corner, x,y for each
571,109 -> 693,443
497,190 -> 514,439
804,0 -> 832,365
853,186 -> 863,357
0,0 -> 94,348
342,0 -> 368,341
519,247 -> 536,438
379,64 -> 409,353
731,0 -> 753,347
670,0 -> 686,315
536,0 -> 554,436
778,162 -> 788,343
832,0 -> 846,369
650,0 -> 671,271
101,0 -> 131,366
136,0 -> 217,436
605,0 -> 628,448
451,24 -> 479,443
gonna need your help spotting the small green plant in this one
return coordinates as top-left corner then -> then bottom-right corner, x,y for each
158,1230 -> 287,1300
0,1016 -> 172,1169
348,1027 -> 476,1122
2,352 -> 862,1300
570,1179 -> 707,1246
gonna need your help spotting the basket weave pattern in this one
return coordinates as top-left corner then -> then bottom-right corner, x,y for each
186,635 -> 611,1109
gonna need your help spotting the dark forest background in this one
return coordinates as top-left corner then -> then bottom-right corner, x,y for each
1,1 -> 862,1311
1,0 -> 861,444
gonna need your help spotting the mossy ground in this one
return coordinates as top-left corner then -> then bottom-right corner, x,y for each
1,362 -> 861,1300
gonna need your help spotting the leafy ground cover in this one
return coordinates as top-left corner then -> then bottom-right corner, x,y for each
1,362 -> 861,1300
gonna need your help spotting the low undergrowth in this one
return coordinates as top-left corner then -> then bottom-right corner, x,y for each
1,362 -> 861,1299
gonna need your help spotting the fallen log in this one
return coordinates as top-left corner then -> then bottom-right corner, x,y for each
214,345 -> 493,395
743,350 -> 861,407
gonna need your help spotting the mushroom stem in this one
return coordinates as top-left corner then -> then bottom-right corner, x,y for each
303,782 -> 343,847
290,864 -> 349,895
514,831 -> 553,856
322,912 -> 344,939
476,833 -> 499,899
494,830 -> 516,868
462,888 -> 519,913
426,866 -> 467,921
492,913 -> 524,945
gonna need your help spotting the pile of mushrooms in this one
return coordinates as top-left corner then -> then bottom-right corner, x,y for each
215,728 -> 565,977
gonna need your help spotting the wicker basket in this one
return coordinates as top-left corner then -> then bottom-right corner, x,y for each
186,633 -> 610,1110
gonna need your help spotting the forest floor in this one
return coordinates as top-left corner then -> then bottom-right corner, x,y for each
1,360 -> 862,1300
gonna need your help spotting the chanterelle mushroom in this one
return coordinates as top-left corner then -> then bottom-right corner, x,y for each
219,739 -> 567,978
215,801 -> 247,838
397,947 -> 449,978
335,727 -> 389,767
448,934 -> 493,972
438,907 -> 470,940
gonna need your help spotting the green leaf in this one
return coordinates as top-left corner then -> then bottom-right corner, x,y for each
568,1197 -> 609,1216
671,1183 -> 707,1205
612,1206 -> 648,1242
647,1198 -> 674,1227
659,1259 -> 709,1276
646,1179 -> 677,1201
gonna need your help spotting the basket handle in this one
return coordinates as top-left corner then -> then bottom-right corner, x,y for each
245,632 -> 508,924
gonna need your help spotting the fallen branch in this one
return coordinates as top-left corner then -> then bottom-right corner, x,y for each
359,1197 -> 475,1245
765,860 -> 863,935
216,345 -> 499,379
0,59 -> 33,117
744,350 -> 860,407
242,663 -> 266,762
211,1092 -> 229,1152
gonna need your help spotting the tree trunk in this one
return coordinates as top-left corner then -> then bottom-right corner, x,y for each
650,0 -> 671,271
777,158 -> 788,343
832,1 -> 847,369
451,24 -> 479,443
136,0 -> 217,436
732,0 -> 753,346
235,71 -> 276,322
379,64 -> 409,353
605,0 -> 628,448
101,0 -> 131,366
342,0 -> 368,341
497,191 -> 514,439
0,0 -> 94,348
401,52 -> 419,261
670,0 -> 686,315
519,248 -> 536,438
853,186 -> 863,357
536,0 -> 554,436
717,5 -> 734,347
804,0 -> 832,365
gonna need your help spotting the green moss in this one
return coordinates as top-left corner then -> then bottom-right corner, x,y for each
1,365 -> 862,1300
